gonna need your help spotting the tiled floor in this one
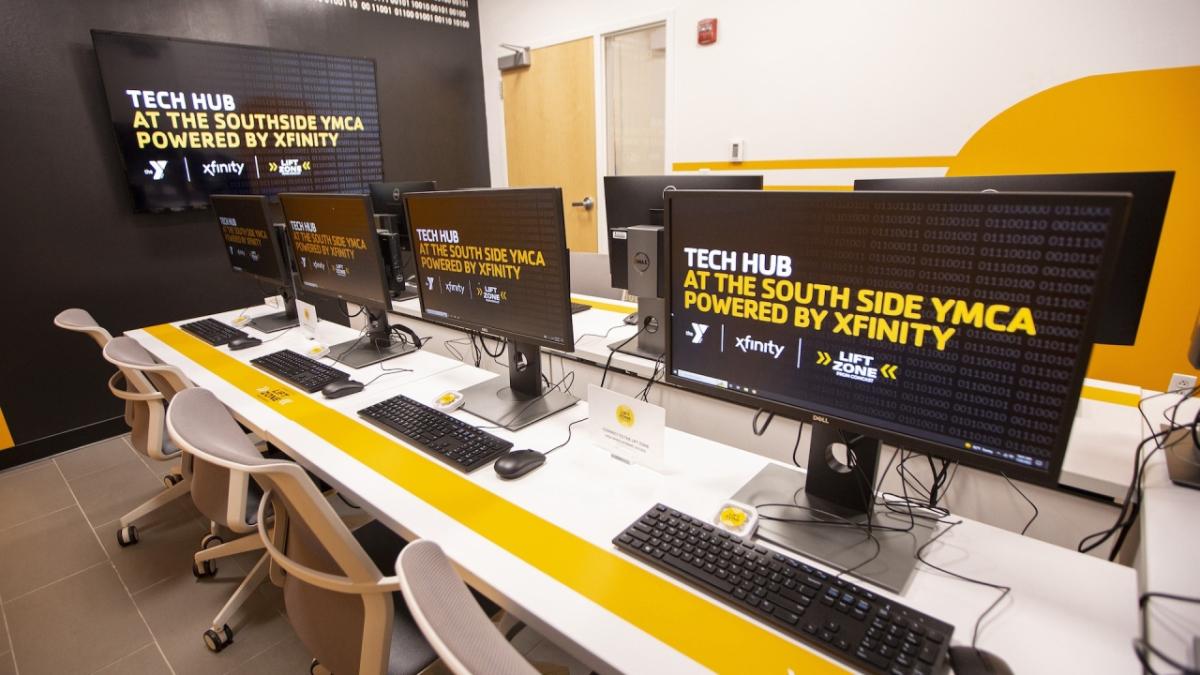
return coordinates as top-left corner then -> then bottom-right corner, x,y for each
0,435 -> 589,675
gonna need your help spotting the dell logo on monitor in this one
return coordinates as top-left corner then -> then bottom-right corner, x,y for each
812,415 -> 830,425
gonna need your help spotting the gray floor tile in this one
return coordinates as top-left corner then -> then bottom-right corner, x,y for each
525,639 -> 591,675
133,559 -> 292,675
226,633 -> 312,675
68,457 -> 164,527
54,435 -> 137,481
0,605 -> 9,655
0,506 -> 107,600
93,643 -> 172,675
96,501 -> 208,594
0,463 -> 75,531
5,564 -> 153,675
0,652 -> 14,675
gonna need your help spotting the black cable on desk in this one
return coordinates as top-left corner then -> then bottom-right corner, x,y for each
1134,592 -> 1200,675
600,322 -> 648,388
1000,473 -> 1038,536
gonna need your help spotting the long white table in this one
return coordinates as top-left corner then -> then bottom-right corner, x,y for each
128,304 -> 1142,674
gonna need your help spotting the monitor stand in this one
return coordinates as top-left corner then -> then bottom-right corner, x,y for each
327,307 -> 419,369
730,425 -> 933,593
608,297 -> 665,361
249,286 -> 300,333
1165,423 -> 1200,490
461,340 -> 579,431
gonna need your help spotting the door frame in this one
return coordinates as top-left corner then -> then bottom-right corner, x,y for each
499,12 -> 676,253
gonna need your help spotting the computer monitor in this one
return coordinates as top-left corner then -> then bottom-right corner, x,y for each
404,187 -> 578,430
369,180 -> 438,300
664,189 -> 1131,589
603,174 -> 764,359
854,171 -> 1175,345
210,195 -> 299,333
278,193 -> 419,368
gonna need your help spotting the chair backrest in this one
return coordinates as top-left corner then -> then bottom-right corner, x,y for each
167,387 -> 398,675
396,540 -> 537,675
103,337 -> 192,461
54,308 -> 114,348
568,251 -> 622,300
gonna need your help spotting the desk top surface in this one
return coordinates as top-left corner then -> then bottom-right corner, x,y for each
129,305 -> 1141,674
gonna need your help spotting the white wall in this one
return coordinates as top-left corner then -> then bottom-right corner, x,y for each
478,0 -> 1200,189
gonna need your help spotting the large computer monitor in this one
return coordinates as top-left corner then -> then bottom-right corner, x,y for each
369,180 -> 438,300
854,171 -> 1174,345
664,189 -> 1131,589
210,195 -> 299,333
404,187 -> 578,430
278,193 -> 420,367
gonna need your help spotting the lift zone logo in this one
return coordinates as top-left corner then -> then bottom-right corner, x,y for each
815,350 -> 899,384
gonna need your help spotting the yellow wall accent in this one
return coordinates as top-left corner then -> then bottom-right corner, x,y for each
672,156 -> 953,172
1080,386 -> 1141,408
947,66 -> 1200,390
145,323 -> 847,674
0,406 -> 12,450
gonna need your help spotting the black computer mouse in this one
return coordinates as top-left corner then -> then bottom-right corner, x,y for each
493,449 -> 546,479
949,646 -> 1014,675
228,336 -> 262,350
321,379 -> 365,399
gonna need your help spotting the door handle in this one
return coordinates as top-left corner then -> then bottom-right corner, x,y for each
571,197 -> 595,210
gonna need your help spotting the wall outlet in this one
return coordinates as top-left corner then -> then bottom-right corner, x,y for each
730,138 -> 744,162
1169,372 -> 1198,393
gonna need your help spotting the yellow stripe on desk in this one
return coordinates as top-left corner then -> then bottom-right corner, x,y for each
1080,385 -> 1141,407
146,324 -> 845,674
570,296 -> 635,314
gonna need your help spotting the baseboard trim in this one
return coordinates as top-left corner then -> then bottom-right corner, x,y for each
0,417 -> 128,472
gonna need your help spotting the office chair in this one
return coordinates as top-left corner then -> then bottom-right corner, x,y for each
166,387 -> 439,673
100,336 -> 194,546
397,540 -> 538,675
53,308 -> 136,427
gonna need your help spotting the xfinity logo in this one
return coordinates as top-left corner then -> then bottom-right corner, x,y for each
202,160 -> 244,177
684,322 -> 709,344
144,160 -> 167,180
735,334 -> 785,359
445,281 -> 465,295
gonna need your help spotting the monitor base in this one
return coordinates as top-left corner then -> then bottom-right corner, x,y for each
328,336 -> 418,369
392,287 -> 419,302
607,339 -> 664,362
731,463 -> 933,593
461,378 -> 578,431
1165,432 -> 1200,490
248,311 -> 299,333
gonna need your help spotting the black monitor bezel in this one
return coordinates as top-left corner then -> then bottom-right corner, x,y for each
278,192 -> 392,310
854,171 -> 1175,346
403,187 -> 576,352
209,194 -> 291,288
661,189 -> 1131,487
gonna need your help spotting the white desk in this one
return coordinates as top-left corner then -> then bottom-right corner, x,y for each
128,305 -> 1141,674
1137,392 -> 1200,673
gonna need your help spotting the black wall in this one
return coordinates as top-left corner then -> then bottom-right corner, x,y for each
0,0 -> 489,462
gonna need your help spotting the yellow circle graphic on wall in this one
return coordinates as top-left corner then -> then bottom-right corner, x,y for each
616,404 -> 636,428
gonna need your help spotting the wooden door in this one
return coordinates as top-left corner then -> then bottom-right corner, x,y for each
502,37 -> 598,252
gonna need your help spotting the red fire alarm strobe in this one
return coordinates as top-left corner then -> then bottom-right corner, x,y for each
697,18 -> 717,45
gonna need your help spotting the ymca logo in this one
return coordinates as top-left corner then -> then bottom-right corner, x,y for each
426,276 -> 435,291
202,160 -> 244,177
144,160 -> 168,180
684,322 -> 709,344
735,334 -> 785,359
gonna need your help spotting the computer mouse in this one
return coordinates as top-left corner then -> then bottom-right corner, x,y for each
948,646 -> 1014,675
493,449 -> 546,479
228,337 -> 262,350
321,379 -> 365,399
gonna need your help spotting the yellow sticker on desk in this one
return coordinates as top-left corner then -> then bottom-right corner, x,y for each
720,506 -> 749,528
616,404 -> 636,428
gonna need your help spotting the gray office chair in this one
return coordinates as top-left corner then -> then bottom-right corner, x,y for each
166,387 -> 439,673
101,336 -> 194,545
54,308 -> 135,427
396,540 -> 538,675
568,251 -> 623,300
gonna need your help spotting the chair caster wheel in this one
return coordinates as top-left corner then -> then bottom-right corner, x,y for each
192,558 -> 218,578
163,473 -> 183,487
311,658 -> 331,675
117,525 -> 139,547
201,533 -> 224,549
203,624 -> 233,652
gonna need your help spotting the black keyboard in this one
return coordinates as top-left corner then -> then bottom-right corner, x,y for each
570,302 -> 591,314
614,504 -> 953,675
180,318 -> 249,346
358,395 -> 513,472
250,350 -> 349,393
